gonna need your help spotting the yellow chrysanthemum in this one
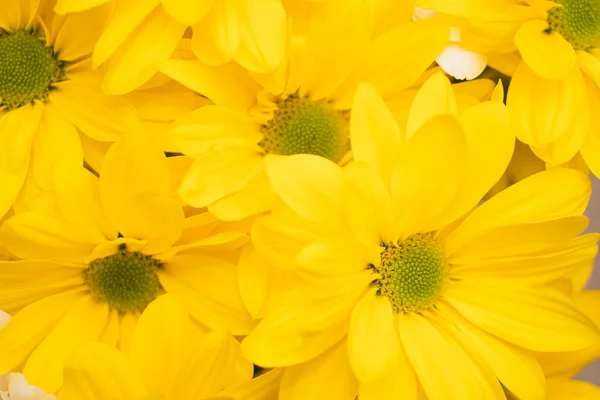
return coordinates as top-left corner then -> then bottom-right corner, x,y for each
165,2 -> 448,221
59,294 -> 268,400
54,0 -> 288,94
420,0 -> 600,175
0,133 -> 254,394
0,0 -> 139,219
240,76 -> 600,399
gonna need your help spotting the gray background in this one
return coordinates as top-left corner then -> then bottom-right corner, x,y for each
579,178 -> 600,383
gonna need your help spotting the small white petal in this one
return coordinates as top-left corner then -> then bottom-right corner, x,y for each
436,44 -> 488,80
0,311 -> 11,330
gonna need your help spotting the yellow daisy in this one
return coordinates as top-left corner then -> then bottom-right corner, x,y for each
0,0 -> 139,219
420,0 -> 600,174
0,133 -> 254,394
55,0 -> 288,94
241,76 -> 600,399
165,2 -> 448,221
59,294 -> 266,400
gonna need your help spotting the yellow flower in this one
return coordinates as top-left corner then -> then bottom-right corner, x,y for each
0,0 -> 139,219
60,294 -> 265,400
0,133 -> 254,394
165,2 -> 448,221
240,76 -> 600,399
55,0 -> 288,94
421,0 -> 600,175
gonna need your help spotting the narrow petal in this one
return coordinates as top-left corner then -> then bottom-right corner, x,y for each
100,133 -> 184,254
445,279 -> 600,352
234,0 -> 287,73
190,1 -> 239,67
577,82 -> 600,176
446,168 -> 591,249
169,106 -> 261,158
159,255 -> 255,335
398,313 -> 505,400
447,216 -> 589,264
391,115 -> 467,237
0,0 -> 39,30
437,302 -> 546,400
52,75 -> 140,142
52,3 -> 111,60
130,294 -> 193,396
162,0 -> 214,25
280,339 -> 358,400
102,6 -> 186,94
169,330 -> 239,399
578,50 -> 600,88
348,290 -> 399,383
1,212 -> 101,263
515,19 -> 576,79
92,0 -> 160,67
237,245 -> 270,319
405,72 -> 457,139
0,104 -> 43,218
178,145 -> 264,207
24,296 -> 109,393
0,260 -> 84,314
350,83 -> 402,188
159,60 -> 256,110
62,342 -> 146,400
0,291 -> 83,375
264,154 -> 344,228
297,238 -> 378,277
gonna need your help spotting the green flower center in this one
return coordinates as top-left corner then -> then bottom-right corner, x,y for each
85,247 -> 163,313
259,93 -> 349,163
547,0 -> 600,50
0,30 -> 65,110
370,234 -> 447,313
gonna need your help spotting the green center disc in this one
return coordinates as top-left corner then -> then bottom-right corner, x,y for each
547,0 -> 600,50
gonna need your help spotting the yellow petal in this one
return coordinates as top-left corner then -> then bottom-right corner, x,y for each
1,211 -> 101,263
100,133 -> 184,254
169,106 -> 261,157
54,167 -> 117,241
24,296 -> 109,393
578,50 -> 600,89
515,19 -> 576,79
233,0 -> 287,73
398,312 -> 505,400
350,83 -> 402,188
447,216 -> 589,265
577,83 -> 600,176
348,290 -> 399,383
102,6 -> 186,94
159,255 -> 255,335
117,312 -> 139,357
442,100 -> 514,221
0,0 -> 39,30
219,369 -> 283,400
437,303 -> 546,400
391,115 -> 466,237
52,75 -> 140,142
169,330 -> 239,399
405,72 -> 457,140
92,0 -> 160,67
0,104 -> 42,218
264,154 -> 344,228
547,378 -> 600,400
297,238 -> 378,277
52,3 -> 111,61
160,60 -> 256,110
237,245 -> 270,319
130,294 -> 193,395
446,168 -> 591,248
178,145 -> 264,207
0,291 -> 83,376
62,342 -> 146,400
280,339 -> 358,400
339,20 -> 448,103
0,260 -> 84,314
507,61 -> 589,158
341,162 -> 395,245
445,279 -> 600,352
31,104 -> 83,192
162,0 -> 214,25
